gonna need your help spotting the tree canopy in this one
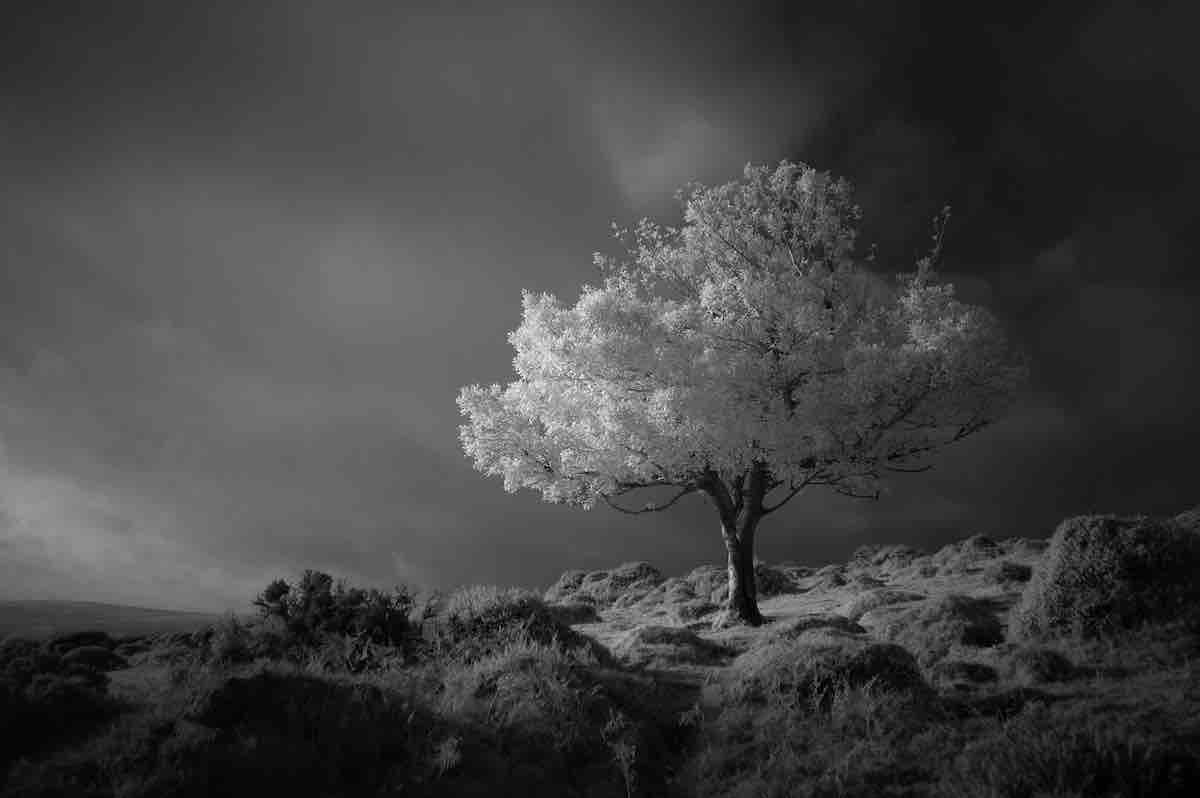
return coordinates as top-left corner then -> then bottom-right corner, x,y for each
458,161 -> 1025,519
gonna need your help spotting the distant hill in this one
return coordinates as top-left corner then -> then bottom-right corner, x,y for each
0,600 -> 227,640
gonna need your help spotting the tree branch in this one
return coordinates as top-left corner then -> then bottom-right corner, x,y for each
602,486 -> 697,515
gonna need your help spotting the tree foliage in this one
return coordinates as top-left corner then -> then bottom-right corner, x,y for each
458,161 -> 1025,515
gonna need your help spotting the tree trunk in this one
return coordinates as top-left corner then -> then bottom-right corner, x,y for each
717,511 -> 764,626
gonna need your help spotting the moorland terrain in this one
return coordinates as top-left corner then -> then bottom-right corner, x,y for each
2,506 -> 1199,797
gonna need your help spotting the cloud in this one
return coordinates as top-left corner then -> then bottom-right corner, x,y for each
0,446 -> 265,611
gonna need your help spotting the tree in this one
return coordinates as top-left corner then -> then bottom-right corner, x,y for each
457,161 -> 1026,626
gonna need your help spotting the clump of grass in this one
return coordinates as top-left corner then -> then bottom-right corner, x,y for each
871,594 -> 1005,667
1004,646 -> 1076,684
936,700 -> 1200,797
437,585 -> 609,666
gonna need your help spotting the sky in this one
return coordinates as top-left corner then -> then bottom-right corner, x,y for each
2,0 -> 1197,612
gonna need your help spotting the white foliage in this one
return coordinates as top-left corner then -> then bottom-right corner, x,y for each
458,162 -> 1024,510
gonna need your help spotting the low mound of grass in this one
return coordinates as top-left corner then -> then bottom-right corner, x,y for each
931,659 -> 999,685
869,594 -> 1005,667
610,625 -> 729,670
765,614 -> 867,639
724,628 -> 929,707
543,562 -> 664,609
438,586 -> 609,666
984,559 -> 1034,586
840,588 -> 925,622
1011,514 -> 1200,641
1003,646 -> 1076,685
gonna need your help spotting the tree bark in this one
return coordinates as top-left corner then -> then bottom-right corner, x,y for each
706,464 -> 768,627
718,511 -> 764,626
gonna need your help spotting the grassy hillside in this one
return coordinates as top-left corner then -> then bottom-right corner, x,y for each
2,508 -> 1198,797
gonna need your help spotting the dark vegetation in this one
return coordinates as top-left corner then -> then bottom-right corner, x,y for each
3,507 -> 1199,796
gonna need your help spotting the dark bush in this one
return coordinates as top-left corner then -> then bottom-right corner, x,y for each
1012,514 -> 1200,640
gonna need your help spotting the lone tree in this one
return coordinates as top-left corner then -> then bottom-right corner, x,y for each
458,162 -> 1025,626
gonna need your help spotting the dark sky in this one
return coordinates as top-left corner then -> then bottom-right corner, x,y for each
2,0 -> 1197,611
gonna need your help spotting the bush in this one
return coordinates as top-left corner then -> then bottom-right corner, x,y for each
1011,514 -> 1200,640
251,570 -> 416,651
206,616 -> 255,666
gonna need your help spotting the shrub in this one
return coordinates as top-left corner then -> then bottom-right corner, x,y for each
840,588 -> 925,622
246,571 -> 419,667
1011,514 -> 1200,640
